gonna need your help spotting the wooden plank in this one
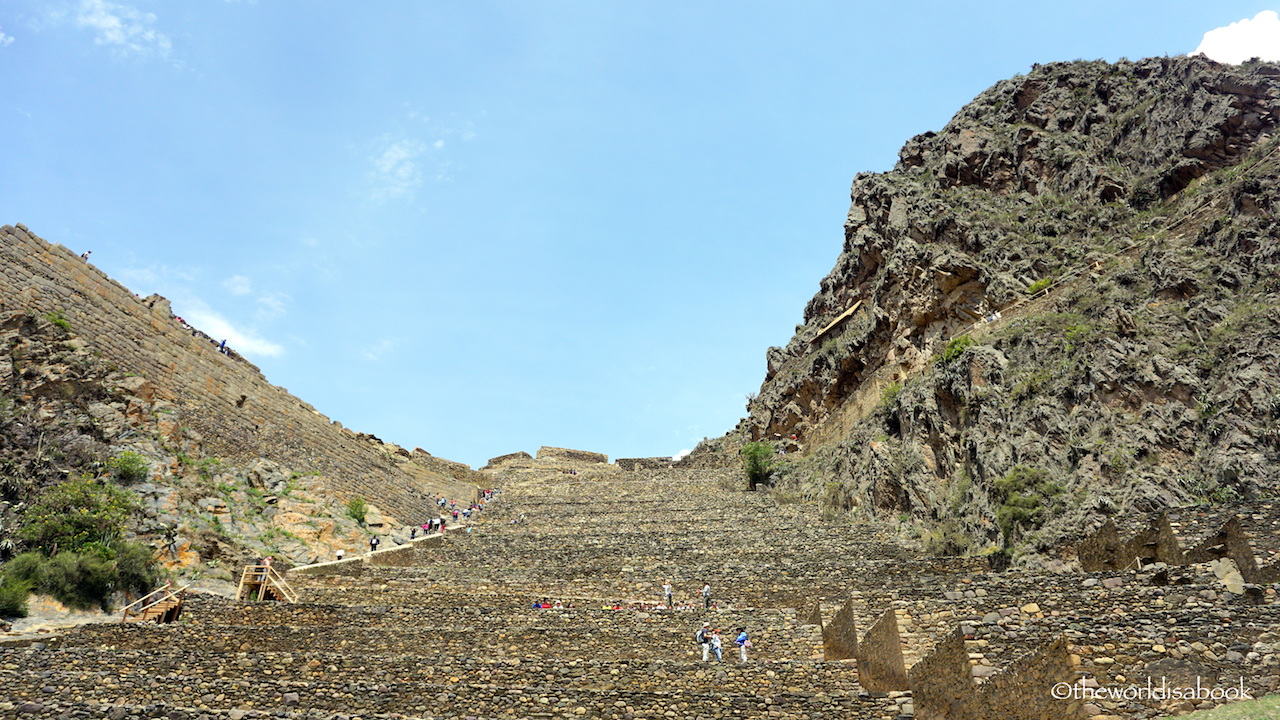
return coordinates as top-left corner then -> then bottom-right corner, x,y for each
811,300 -> 864,343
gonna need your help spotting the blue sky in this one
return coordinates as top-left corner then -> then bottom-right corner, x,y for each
2,2 -> 1278,468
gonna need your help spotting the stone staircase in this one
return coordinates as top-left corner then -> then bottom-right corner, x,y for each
2,462 -> 1278,719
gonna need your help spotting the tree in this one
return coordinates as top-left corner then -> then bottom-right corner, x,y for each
741,442 -> 775,491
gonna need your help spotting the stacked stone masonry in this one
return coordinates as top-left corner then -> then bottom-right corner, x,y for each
0,224 -> 477,523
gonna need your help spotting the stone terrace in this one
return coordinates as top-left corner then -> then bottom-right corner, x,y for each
3,459 -> 1279,719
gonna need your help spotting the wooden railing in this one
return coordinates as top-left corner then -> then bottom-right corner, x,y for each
120,584 -> 189,624
235,564 -> 299,603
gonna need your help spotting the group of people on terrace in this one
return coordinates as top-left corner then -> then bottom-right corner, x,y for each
696,622 -> 751,664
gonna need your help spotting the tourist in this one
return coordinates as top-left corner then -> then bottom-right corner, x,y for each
696,622 -> 711,662
410,527 -> 417,539
734,627 -> 750,664
702,583 -> 712,609
662,578 -> 673,607
710,629 -> 723,662
369,535 -> 380,553
336,549 -> 345,561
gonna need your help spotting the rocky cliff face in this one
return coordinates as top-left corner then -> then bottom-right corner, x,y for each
738,56 -> 1280,563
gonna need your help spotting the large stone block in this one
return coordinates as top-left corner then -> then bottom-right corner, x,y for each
822,600 -> 858,660
857,607 -> 909,691
909,628 -> 975,720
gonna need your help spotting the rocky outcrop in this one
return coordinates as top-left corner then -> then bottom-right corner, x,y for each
738,56 -> 1280,562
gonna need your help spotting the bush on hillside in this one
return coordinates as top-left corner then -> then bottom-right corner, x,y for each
3,542 -> 159,611
108,451 -> 150,484
346,496 -> 368,524
6,475 -> 161,611
741,442 -> 775,491
992,466 -> 1064,547
18,476 -> 137,553
0,572 -> 31,617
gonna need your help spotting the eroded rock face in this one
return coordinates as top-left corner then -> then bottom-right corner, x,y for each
740,56 -> 1280,560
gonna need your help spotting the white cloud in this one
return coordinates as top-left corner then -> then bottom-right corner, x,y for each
75,0 -> 172,57
183,306 -> 284,358
115,262 -> 283,358
0,26 -> 14,47
223,275 -> 252,296
362,338 -> 398,361
255,292 -> 289,322
369,136 -> 428,201
1192,10 -> 1280,64
672,448 -> 693,461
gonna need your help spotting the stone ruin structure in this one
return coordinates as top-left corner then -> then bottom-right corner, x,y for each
3,460 -> 1277,719
1077,509 -> 1280,586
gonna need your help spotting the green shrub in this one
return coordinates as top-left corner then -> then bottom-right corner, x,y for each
108,451 -> 150,484
6,550 -> 114,610
0,572 -> 31,617
937,336 -> 977,366
880,382 -> 903,408
740,442 -> 774,491
1026,277 -> 1053,294
992,466 -> 1063,546
111,541 -> 161,593
19,476 -> 137,553
3,541 -> 159,611
923,519 -> 971,557
346,496 -> 368,524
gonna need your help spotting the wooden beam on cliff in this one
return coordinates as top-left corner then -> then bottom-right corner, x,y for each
810,300 -> 863,345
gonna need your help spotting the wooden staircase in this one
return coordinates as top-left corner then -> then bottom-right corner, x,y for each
234,564 -> 299,603
120,584 -> 189,624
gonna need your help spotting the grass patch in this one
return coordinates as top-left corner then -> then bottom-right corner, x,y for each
42,310 -> 71,330
1158,695 -> 1280,720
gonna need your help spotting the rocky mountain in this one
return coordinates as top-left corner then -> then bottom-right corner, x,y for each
730,55 -> 1280,564
0,228 -> 483,586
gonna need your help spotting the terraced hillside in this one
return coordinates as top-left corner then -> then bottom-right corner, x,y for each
3,460 -> 1276,720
